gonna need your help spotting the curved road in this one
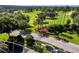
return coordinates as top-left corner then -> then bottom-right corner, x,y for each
0,41 -> 37,53
31,33 -> 79,53
10,30 -> 79,53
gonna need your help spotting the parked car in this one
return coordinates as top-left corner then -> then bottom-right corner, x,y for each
46,45 -> 58,53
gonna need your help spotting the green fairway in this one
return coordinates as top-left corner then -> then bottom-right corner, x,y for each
43,12 -> 73,26
25,11 -> 41,26
24,11 -> 42,32
0,33 -> 9,41
59,32 -> 79,45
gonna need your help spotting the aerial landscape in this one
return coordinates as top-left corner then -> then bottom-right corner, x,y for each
0,5 -> 79,53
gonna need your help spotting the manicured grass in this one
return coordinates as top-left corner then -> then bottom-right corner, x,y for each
24,11 -> 42,32
43,12 -> 73,26
25,11 -> 41,26
0,33 -> 9,41
59,32 -> 79,45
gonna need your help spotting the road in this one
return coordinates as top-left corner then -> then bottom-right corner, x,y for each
0,41 -> 37,53
10,30 -> 79,53
31,33 -> 79,53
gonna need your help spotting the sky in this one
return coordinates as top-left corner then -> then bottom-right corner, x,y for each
0,0 -> 79,6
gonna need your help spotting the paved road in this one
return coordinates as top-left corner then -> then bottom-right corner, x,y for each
0,41 -> 37,53
31,33 -> 79,53
10,30 -> 79,53
7,41 -> 37,53
10,30 -> 38,53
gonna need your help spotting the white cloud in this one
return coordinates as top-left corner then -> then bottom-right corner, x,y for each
0,0 -> 79,6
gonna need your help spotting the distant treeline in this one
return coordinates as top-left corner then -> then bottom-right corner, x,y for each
0,5 -> 79,12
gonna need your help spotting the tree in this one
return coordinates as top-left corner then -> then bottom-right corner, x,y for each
36,13 -> 46,27
16,35 -> 24,45
38,13 -> 46,20
74,14 -> 79,24
14,10 -> 29,22
34,18 -> 44,28
7,35 -> 24,53
71,11 -> 79,23
48,25 -> 61,35
0,13 -> 18,36
71,24 -> 79,31
18,20 -> 30,30
77,28 -> 79,36
62,6 -> 71,24
46,11 -> 57,19
14,11 -> 31,31
25,35 -> 35,48
66,19 -> 71,25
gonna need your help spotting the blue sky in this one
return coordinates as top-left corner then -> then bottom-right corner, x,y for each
0,0 -> 79,6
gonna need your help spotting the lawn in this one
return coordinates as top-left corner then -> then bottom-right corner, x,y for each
43,11 -> 73,26
25,11 -> 41,26
59,32 -> 79,45
24,11 -> 42,32
0,33 -> 9,41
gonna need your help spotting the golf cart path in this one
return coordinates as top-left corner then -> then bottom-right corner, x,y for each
31,33 -> 79,53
